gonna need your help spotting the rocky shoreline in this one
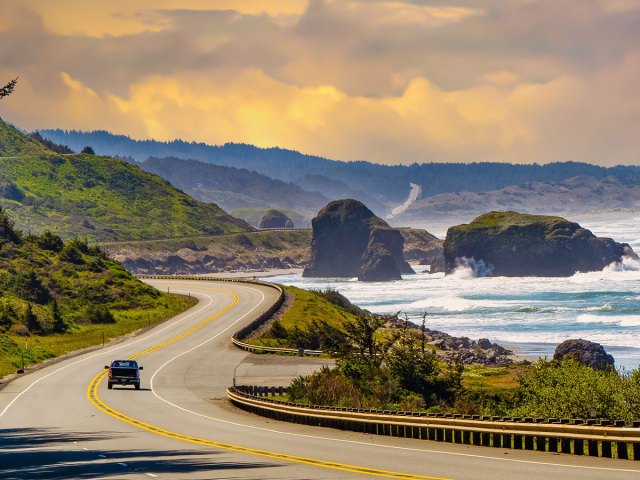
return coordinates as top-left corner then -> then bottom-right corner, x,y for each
388,317 -> 523,366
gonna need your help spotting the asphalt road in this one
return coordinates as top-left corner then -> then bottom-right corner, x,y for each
1,278 -> 639,479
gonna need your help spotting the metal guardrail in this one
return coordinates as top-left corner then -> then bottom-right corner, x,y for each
137,274 -> 323,356
228,386 -> 640,461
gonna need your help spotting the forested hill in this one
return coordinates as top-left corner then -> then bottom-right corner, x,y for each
142,156 -> 328,214
41,129 -> 640,205
0,119 -> 252,241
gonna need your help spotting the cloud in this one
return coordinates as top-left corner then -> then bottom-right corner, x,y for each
0,0 -> 639,166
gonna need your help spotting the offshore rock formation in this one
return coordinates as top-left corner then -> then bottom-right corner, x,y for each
303,199 -> 414,281
553,339 -> 615,370
443,211 -> 636,277
259,209 -> 294,229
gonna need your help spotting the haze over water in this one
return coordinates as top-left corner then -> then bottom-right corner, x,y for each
270,216 -> 640,370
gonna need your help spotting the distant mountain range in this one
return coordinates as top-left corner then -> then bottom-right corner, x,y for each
0,119 -> 251,241
40,129 -> 640,224
142,156 -> 328,216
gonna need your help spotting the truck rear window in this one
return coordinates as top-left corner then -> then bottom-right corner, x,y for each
113,361 -> 137,368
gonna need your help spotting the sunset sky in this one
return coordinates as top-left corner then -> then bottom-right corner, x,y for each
1,0 -> 639,165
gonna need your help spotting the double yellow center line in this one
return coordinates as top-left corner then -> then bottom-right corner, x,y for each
87,284 -> 450,479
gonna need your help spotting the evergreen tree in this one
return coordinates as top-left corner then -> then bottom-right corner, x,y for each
50,299 -> 67,333
37,230 -> 64,252
0,206 -> 21,244
23,303 -> 40,334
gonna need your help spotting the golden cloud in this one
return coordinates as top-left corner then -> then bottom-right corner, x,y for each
4,67 -> 612,165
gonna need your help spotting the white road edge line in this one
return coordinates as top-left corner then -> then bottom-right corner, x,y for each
0,281 -> 214,418
147,284 -> 640,475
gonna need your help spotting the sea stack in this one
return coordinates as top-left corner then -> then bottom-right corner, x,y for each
303,199 -> 414,281
259,209 -> 294,229
443,211 -> 636,277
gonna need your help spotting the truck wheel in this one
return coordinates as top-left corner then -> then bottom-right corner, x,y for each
108,382 -> 113,390
135,383 -> 140,390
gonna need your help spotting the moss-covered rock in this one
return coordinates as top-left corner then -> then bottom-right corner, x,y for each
303,199 -> 414,281
443,211 -> 635,276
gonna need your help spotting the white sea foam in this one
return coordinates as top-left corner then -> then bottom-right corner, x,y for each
451,257 -> 494,278
576,314 -> 620,324
604,255 -> 640,272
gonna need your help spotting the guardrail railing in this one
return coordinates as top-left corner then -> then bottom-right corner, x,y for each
228,385 -> 640,461
138,274 -> 323,356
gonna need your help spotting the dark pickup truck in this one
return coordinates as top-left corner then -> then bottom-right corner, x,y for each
105,360 -> 143,390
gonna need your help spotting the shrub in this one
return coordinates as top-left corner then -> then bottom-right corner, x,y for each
510,358 -> 640,422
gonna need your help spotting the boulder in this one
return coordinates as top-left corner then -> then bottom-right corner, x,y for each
443,211 -> 636,277
259,209 -> 294,229
303,199 -> 414,281
553,339 -> 615,370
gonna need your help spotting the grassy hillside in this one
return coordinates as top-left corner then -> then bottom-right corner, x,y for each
248,286 -> 362,350
0,207 -> 195,377
0,118 -> 252,241
0,119 -> 49,156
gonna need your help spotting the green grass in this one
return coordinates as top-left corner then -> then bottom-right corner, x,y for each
0,292 -> 196,378
462,364 -> 524,392
101,230 -> 312,252
453,211 -> 578,238
249,286 -> 359,348
0,118 -> 251,241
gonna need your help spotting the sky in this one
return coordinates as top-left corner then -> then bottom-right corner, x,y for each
0,0 -> 639,165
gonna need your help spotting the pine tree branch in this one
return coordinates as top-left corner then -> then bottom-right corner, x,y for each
0,77 -> 18,99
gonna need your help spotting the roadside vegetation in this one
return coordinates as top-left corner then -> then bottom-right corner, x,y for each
0,207 -> 196,377
252,286 -> 640,421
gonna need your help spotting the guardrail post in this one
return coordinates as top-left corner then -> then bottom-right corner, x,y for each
524,435 -> 534,450
560,438 -> 571,454
601,440 -> 613,458
513,433 -> 522,449
577,439 -> 587,456
587,439 -> 599,457
615,442 -> 628,460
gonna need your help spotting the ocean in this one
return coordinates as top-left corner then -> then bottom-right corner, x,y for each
268,215 -> 640,370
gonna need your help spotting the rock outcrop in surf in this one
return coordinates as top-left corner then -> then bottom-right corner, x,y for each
443,211 -> 636,277
553,339 -> 615,370
303,199 -> 414,281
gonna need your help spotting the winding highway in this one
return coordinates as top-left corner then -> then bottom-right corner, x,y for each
1,278 -> 639,479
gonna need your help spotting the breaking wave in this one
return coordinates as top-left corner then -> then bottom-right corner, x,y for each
450,257 -> 494,278
604,255 -> 640,272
